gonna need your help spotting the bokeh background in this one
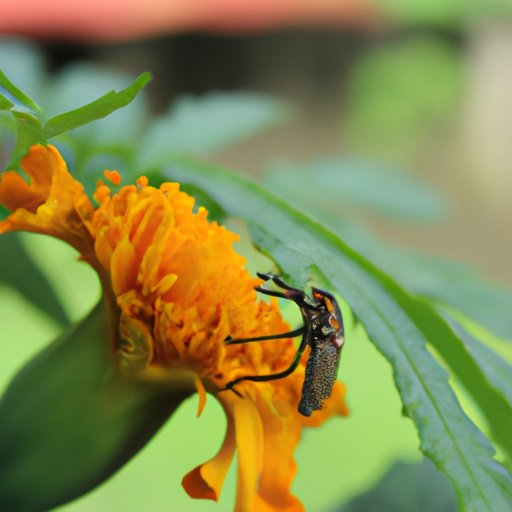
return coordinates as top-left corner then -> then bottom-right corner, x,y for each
1,1 -> 511,510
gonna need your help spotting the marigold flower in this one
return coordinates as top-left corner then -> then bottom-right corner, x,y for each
0,144 -> 348,511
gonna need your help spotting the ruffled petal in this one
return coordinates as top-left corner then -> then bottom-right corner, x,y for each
0,145 -> 54,213
0,170 -> 45,213
254,386 -> 304,512
0,145 -> 96,263
182,403 -> 236,501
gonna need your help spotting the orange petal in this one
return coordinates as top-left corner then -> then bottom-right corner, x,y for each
104,170 -> 121,185
194,376 -> 207,418
182,404 -> 236,501
0,171 -> 43,213
136,175 -> 148,187
110,236 -> 137,296
255,390 -> 304,512
233,395 -> 264,512
0,144 -> 62,214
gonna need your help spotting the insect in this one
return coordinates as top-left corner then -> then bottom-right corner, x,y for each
222,272 -> 345,416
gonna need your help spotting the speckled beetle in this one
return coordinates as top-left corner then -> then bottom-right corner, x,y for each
222,272 -> 345,416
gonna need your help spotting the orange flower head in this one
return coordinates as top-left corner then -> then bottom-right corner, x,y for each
0,144 -> 348,511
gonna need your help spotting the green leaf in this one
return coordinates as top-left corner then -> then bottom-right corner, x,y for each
45,65 -> 150,147
336,226 -> 512,341
0,301 -> 193,511
0,93 -> 14,110
366,273 -> 512,462
447,318 -> 512,407
264,157 -> 448,222
0,233 -> 70,327
43,72 -> 152,139
403,257 -> 512,342
335,459 -> 457,512
138,92 -> 290,168
0,68 -> 46,168
0,69 -> 43,117
163,158 -> 512,511
281,184 -> 512,457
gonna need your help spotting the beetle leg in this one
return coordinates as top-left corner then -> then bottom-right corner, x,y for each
225,325 -> 304,345
257,272 -> 306,297
261,272 -> 301,292
256,285 -> 307,309
220,330 -> 310,391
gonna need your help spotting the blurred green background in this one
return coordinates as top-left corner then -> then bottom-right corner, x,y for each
1,2 -> 512,509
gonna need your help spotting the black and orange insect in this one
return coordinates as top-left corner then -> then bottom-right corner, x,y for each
222,272 -> 345,416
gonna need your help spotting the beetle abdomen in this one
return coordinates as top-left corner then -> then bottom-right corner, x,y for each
298,339 -> 341,417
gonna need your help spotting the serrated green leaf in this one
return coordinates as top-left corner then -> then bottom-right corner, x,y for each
43,72 -> 152,139
0,301 -> 193,511
0,70 -> 43,117
0,233 -> 70,327
363,268 -> 512,462
295,199 -> 512,458
138,92 -> 290,169
164,158 -> 512,511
